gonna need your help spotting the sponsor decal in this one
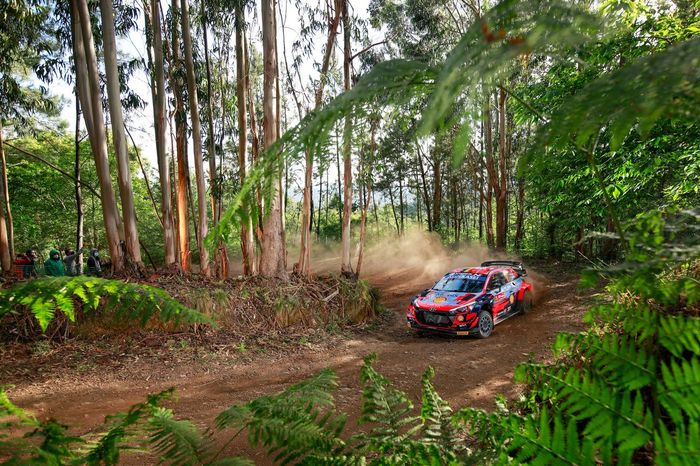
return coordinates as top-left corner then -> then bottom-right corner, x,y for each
509,294 -> 516,304
434,296 -> 447,303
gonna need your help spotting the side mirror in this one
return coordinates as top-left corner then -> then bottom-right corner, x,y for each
419,289 -> 429,297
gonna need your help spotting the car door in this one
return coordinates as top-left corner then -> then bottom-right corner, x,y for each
487,273 -> 509,316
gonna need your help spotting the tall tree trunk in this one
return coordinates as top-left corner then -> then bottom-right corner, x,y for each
75,99 -> 84,275
416,144 -> 432,231
432,153 -> 442,230
147,0 -> 176,266
496,87 -> 508,249
356,119 -> 376,276
340,0 -> 353,275
100,0 -> 143,270
244,32 -> 264,247
259,0 -> 286,277
202,5 -> 228,278
483,97 -> 495,248
170,0 -> 191,270
180,0 -> 210,276
514,175 -> 525,251
236,4 -> 256,275
73,0 -> 124,272
398,173 -> 404,235
298,0 -> 342,275
0,121 -> 12,274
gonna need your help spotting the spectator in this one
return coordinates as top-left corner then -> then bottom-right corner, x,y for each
14,253 -> 30,279
23,249 -> 38,279
44,249 -> 65,276
63,247 -> 84,276
87,249 -> 102,276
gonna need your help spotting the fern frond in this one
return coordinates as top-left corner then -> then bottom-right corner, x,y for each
353,354 -> 421,456
419,367 -> 462,457
80,388 -> 175,465
147,406 -> 208,466
659,357 -> 700,425
506,408 -> 596,466
655,421 -> 700,466
554,331 -> 655,390
518,363 -> 652,454
0,276 -> 214,332
216,369 -> 346,465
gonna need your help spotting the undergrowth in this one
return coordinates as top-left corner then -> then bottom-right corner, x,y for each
3,208 -> 696,465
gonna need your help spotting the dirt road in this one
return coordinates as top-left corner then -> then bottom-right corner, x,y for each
6,263 -> 590,463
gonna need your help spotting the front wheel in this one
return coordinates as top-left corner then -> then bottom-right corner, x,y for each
477,311 -> 493,338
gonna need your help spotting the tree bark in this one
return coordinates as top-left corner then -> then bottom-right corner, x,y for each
0,121 -> 12,273
73,0 -> 124,272
340,0 -> 353,275
483,97 -> 495,248
170,0 -> 191,271
180,0 -> 210,276
297,0 -> 342,275
75,99 -> 84,274
202,4 -> 229,278
356,119 -> 377,276
259,0 -> 286,277
99,0 -> 143,269
431,151 -> 442,230
147,0 -> 176,266
416,144 -> 432,231
496,87 -> 508,249
236,4 -> 256,275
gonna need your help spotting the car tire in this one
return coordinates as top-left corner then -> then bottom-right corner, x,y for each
520,291 -> 533,315
477,311 -> 493,338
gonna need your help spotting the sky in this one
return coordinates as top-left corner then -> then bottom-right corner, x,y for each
50,0 -> 381,175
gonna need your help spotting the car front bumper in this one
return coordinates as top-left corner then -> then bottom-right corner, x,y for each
406,317 -> 480,336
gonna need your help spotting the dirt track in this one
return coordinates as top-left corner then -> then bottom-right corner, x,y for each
6,263 -> 591,463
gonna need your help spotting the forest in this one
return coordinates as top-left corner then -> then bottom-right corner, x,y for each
0,0 -> 699,464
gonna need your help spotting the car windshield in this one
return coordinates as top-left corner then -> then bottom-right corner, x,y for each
432,273 -> 485,293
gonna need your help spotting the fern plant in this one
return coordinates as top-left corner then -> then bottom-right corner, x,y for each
0,276 -> 213,333
454,208 -> 700,465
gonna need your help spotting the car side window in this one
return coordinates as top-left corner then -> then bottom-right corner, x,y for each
487,274 -> 504,291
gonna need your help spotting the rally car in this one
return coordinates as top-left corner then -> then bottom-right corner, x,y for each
406,260 -> 533,338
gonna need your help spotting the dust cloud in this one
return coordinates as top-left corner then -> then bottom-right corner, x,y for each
229,228 -> 546,301
310,228 -> 546,301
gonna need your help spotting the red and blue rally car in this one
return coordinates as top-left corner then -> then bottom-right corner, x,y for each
406,260 -> 533,338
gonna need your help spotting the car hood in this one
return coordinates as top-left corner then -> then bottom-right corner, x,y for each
415,290 -> 478,311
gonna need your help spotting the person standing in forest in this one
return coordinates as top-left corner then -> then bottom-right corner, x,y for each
87,248 -> 102,276
44,249 -> 65,276
63,247 -> 84,276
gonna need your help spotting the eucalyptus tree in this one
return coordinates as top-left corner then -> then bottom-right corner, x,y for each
144,0 -> 177,267
235,0 -> 257,275
180,0 -> 211,276
340,0 -> 354,275
169,0 -> 192,271
71,0 -> 125,272
99,0 -> 143,269
259,0 -> 286,277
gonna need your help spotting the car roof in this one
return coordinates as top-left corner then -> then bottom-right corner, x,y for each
448,266 -> 511,276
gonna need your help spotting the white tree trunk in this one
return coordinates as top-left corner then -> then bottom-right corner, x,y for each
340,0 -> 353,275
150,0 -> 177,266
73,0 -> 124,272
236,5 -> 256,275
99,0 -> 143,269
180,0 -> 210,276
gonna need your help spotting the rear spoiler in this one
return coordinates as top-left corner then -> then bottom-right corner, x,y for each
481,260 -> 527,277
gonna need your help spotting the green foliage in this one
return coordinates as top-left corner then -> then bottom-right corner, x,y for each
0,276 -> 214,332
453,208 -> 700,465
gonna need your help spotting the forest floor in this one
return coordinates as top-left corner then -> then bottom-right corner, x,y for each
3,234 -> 598,464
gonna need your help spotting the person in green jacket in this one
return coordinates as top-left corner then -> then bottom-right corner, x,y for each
44,249 -> 65,276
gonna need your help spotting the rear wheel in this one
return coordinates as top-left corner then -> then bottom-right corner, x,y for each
520,291 -> 533,315
477,311 -> 493,338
